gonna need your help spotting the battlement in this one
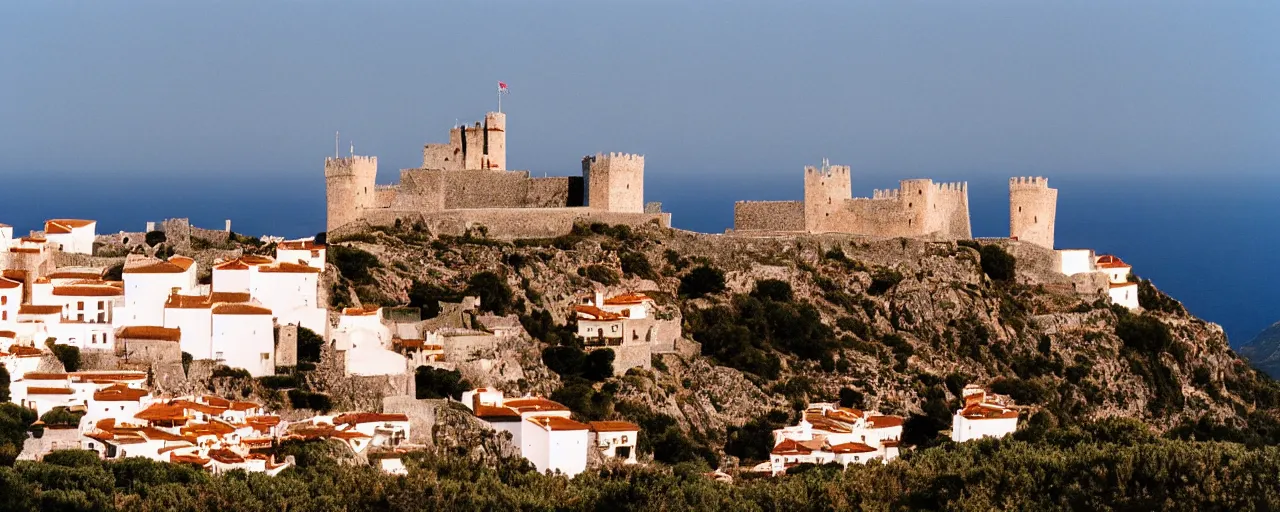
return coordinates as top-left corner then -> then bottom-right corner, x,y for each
1009,176 -> 1051,190
871,189 -> 901,200
934,181 -> 968,193
584,152 -> 645,165
324,156 -> 378,178
804,164 -> 850,178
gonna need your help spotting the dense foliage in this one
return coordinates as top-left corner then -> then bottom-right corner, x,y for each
685,280 -> 836,379
328,245 -> 381,285
414,366 -> 470,400
679,265 -> 726,299
464,271 -> 514,315
46,342 -> 80,373
979,244 -> 1016,281
296,326 -> 325,364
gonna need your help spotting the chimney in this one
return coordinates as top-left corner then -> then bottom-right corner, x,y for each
594,291 -> 604,307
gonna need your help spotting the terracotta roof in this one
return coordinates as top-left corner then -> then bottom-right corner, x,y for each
10,345 -> 43,357
279,240 -> 326,251
214,259 -> 250,270
210,291 -> 252,303
0,277 -> 23,289
528,416 -> 589,431
53,285 -> 123,297
603,293 -> 650,305
334,412 -> 409,425
169,452 -> 211,466
172,399 -> 228,416
960,403 -> 1019,420
9,248 -> 42,254
771,438 -> 821,456
124,257 -> 194,274
830,442 -> 878,454
135,403 -> 193,422
2,270 -> 27,281
502,397 -> 570,414
342,306 -> 380,316
866,415 -> 905,429
117,326 -> 181,342
94,384 -> 149,402
588,421 -> 640,433
18,305 -> 62,315
474,404 -> 521,420
247,415 -> 281,428
228,401 -> 260,412
180,420 -> 236,438
166,294 -> 212,309
47,271 -> 104,280
1110,282 -> 1137,289
139,427 -> 186,442
803,412 -> 854,434
27,386 -> 74,395
1096,255 -> 1131,269
208,448 -> 245,464
44,219 -> 95,234
241,255 -> 274,265
75,371 -> 147,382
202,395 -> 231,407
257,262 -> 321,274
575,305 -> 623,321
0,331 -> 13,340
22,372 -> 67,380
212,303 -> 272,315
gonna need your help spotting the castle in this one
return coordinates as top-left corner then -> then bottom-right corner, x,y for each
325,112 -> 670,237
733,163 -> 1060,248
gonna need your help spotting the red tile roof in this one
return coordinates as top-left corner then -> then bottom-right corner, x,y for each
334,413 -> 409,425
26,386 -> 74,395
474,404 -> 521,420
342,306 -> 380,316
960,403 -> 1019,420
0,277 -> 21,289
1095,255 -> 1131,269
135,403 -> 193,422
9,345 -> 44,357
278,240 -> 326,251
257,262 -> 321,274
575,305 -> 623,321
588,421 -> 640,433
94,384 -> 149,402
117,326 -> 182,342
603,293 -> 650,305
502,397 -> 570,414
830,442 -> 878,454
528,416 -> 589,431
866,415 -> 904,429
212,303 -> 272,315
44,219 -> 95,234
124,257 -> 194,274
18,304 -> 62,315
47,270 -> 104,280
52,285 -> 123,297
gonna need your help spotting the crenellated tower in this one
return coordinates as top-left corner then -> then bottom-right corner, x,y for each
325,155 -> 378,231
1009,176 -> 1057,249
802,161 -> 852,233
422,112 -> 507,171
582,152 -> 645,213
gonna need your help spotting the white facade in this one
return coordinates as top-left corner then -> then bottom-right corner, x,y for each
466,390 -> 591,477
1109,283 -> 1140,310
1055,249 -> 1096,276
250,263 -> 327,334
276,239 -> 327,270
766,403 -> 904,475
951,385 -> 1019,443
333,307 -> 405,377
589,422 -> 639,464
43,219 -> 97,255
211,304 -> 276,377
121,257 -> 198,326
0,277 -> 20,324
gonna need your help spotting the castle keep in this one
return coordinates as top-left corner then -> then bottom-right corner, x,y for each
325,112 -> 668,237
734,162 -> 972,239
1008,176 -> 1057,249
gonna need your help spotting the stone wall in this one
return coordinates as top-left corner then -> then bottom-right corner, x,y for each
276,324 -> 298,367
118,338 -> 181,365
733,201 -> 805,232
1009,176 -> 1057,249
325,156 -> 379,232
607,344 -> 651,376
583,153 -> 644,213
357,208 -> 670,239
440,331 -> 501,363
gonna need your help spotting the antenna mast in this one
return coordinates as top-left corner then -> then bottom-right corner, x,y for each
335,131 -> 339,158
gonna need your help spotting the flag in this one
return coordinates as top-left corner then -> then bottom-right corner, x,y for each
498,81 -> 509,94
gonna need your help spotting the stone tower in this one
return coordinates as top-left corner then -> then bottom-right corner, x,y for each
325,156 -> 378,231
802,162 -> 852,233
582,153 -> 644,213
1009,176 -> 1057,249
422,112 -> 507,171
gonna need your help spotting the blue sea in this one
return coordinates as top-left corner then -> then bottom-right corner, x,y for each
3,169 -> 1277,348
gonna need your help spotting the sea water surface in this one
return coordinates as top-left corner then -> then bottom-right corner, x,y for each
3,170 -> 1278,348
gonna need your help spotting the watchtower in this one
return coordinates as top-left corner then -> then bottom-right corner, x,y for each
802,161 -> 851,233
325,156 -> 378,231
1009,176 -> 1057,249
422,112 -> 507,171
582,152 -> 645,213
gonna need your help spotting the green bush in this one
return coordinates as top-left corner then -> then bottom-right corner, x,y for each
46,342 -> 80,372
287,390 -> 332,412
463,271 -> 513,315
1116,314 -> 1173,353
679,265 -> 726,299
328,245 -> 381,285
868,269 -> 904,296
258,375 -> 300,390
39,407 -> 84,428
0,366 -> 9,402
582,349 -> 615,381
619,252 -> 656,280
144,230 -> 166,246
751,279 -> 793,302
980,244 -> 1017,281
297,326 -> 325,364
414,367 -> 471,400
581,265 -> 620,286
210,366 -> 251,380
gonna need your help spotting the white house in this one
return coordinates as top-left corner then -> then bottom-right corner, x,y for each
0,276 -> 21,324
1109,283 -> 1140,309
25,281 -> 123,350
333,307 -> 405,377
8,370 -> 147,416
464,390 -> 591,477
211,303 -> 276,377
1095,255 -> 1132,284
250,262 -> 327,335
211,257 -> 269,294
1055,249 -> 1096,276
588,421 -> 640,464
276,239 -> 326,270
43,219 -> 97,255
120,256 -> 198,326
764,403 -> 904,476
951,385 -> 1019,443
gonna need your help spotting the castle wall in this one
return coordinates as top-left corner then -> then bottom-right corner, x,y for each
527,177 -> 584,207
421,113 -> 506,171
803,165 -> 852,232
391,170 -> 446,212
358,207 -> 670,239
583,153 -> 644,213
801,173 -> 972,239
325,156 -> 378,232
733,201 -> 805,232
1009,177 -> 1057,249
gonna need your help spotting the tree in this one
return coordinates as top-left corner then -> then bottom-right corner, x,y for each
414,367 -> 470,400
542,346 -> 585,377
751,279 -> 793,302
0,366 -> 9,402
838,387 -> 864,409
581,265 -> 619,286
144,230 -> 167,246
980,244 -> 1017,281
328,245 -> 381,285
582,349 -> 615,381
46,341 -> 80,372
679,265 -> 726,299
296,326 -> 325,363
408,281 -> 461,319
464,271 -> 513,315
619,252 -> 656,280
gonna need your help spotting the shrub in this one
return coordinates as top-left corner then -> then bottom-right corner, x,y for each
408,281 -> 461,319
582,265 -> 620,286
980,245 -> 1017,281
39,407 -> 84,427
297,326 -> 325,364
328,245 -> 381,285
868,269 -> 904,296
1116,314 -> 1173,353
144,230 -> 166,246
464,271 -> 514,315
259,375 -> 299,390
838,387 -> 865,409
210,366 -> 251,380
415,367 -> 471,400
751,279 -> 793,302
551,380 -> 615,421
287,390 -> 333,412
582,349 -> 615,381
679,265 -> 726,299
47,342 -> 80,372
619,252 -> 656,280
543,346 -> 586,377
724,411 -> 789,462
0,366 -> 9,402
103,263 -> 124,281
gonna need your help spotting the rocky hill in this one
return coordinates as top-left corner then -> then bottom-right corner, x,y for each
325,221 -> 1280,466
1238,323 -> 1280,378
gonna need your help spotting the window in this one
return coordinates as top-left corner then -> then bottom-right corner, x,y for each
78,301 -> 84,310
262,353 -> 270,360
1,296 -> 6,305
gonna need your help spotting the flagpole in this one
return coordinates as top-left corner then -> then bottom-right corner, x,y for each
497,83 -> 502,113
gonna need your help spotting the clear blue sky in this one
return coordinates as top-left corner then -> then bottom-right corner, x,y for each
2,1 -> 1278,182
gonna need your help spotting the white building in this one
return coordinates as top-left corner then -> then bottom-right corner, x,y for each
211,257 -> 272,294
8,370 -> 147,416
951,385 -> 1019,443
1096,255 -> 1139,309
211,303 -> 276,377
250,262 -> 327,334
26,280 -> 122,350
0,276 -> 20,324
333,307 -> 406,377
120,256 -> 198,326
1055,249 -> 1096,276
276,239 -> 326,270
463,389 -> 591,477
763,403 -> 904,476
43,219 -> 97,255
588,421 -> 640,464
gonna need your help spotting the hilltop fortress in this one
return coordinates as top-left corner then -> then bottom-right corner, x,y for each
734,162 -> 1058,248
326,112 -> 670,237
